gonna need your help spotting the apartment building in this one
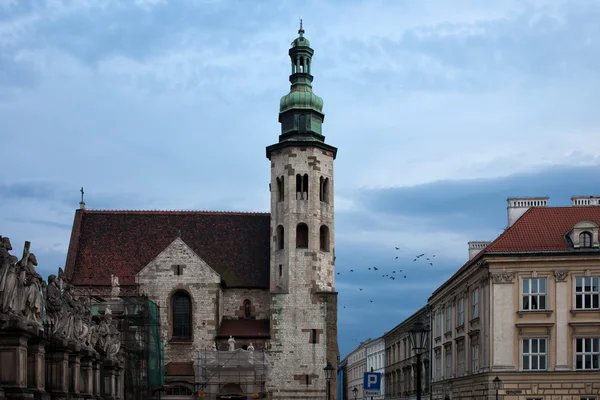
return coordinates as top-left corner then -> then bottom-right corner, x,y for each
345,340 -> 370,398
365,337 -> 386,400
383,306 -> 431,400
429,196 -> 600,400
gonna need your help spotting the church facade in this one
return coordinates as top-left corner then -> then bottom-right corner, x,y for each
64,26 -> 339,399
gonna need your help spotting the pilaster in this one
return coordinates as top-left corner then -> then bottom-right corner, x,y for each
68,341 -> 82,399
45,338 -> 69,400
554,270 -> 569,370
79,348 -> 94,399
27,336 -> 49,400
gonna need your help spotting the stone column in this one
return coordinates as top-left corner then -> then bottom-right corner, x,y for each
554,270 -> 569,370
0,319 -> 34,400
27,336 -> 49,400
114,364 -> 123,400
68,341 -> 82,399
102,359 -> 117,400
92,353 -> 102,399
45,338 -> 69,400
79,348 -> 94,399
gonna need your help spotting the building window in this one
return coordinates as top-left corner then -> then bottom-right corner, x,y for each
471,343 -> 479,373
522,338 -> 547,370
581,397 -> 597,400
296,173 -> 309,200
576,338 -> 599,370
173,264 -> 184,276
172,292 -> 191,339
276,225 -> 284,250
576,277 -> 599,309
165,386 -> 193,396
457,298 -> 464,327
319,225 -> 330,252
472,288 -> 479,319
435,311 -> 441,338
278,264 -> 282,278
435,350 -> 441,380
319,177 -> 330,203
445,304 -> 452,333
445,346 -> 452,378
296,223 -> 309,248
580,231 -> 593,248
522,278 -> 547,310
456,343 -> 465,376
276,176 -> 284,201
243,299 -> 252,318
310,329 -> 318,344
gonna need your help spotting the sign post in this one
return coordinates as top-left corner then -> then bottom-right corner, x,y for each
363,372 -> 381,398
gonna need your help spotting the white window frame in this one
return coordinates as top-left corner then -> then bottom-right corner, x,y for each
575,277 -> 600,310
575,337 -> 600,370
456,343 -> 465,376
522,337 -> 547,371
445,304 -> 452,333
471,343 -> 479,373
435,311 -> 442,338
445,346 -> 452,378
472,288 -> 479,319
522,277 -> 547,311
435,350 -> 442,380
457,298 -> 464,327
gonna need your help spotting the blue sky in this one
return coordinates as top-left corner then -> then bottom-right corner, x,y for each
1,0 -> 600,358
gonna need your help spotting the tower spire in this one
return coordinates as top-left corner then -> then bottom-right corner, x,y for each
299,19 -> 304,36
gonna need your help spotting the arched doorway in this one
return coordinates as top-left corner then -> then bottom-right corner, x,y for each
218,382 -> 245,399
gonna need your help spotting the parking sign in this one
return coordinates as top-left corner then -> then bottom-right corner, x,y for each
363,372 -> 381,396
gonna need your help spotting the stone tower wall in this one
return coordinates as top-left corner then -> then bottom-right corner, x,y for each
267,145 -> 338,399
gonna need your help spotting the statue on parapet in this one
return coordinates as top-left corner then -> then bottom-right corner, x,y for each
0,236 -> 20,315
111,274 -> 120,298
228,335 -> 235,351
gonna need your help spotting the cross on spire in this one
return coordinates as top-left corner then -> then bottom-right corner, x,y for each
80,187 -> 85,203
298,19 -> 304,36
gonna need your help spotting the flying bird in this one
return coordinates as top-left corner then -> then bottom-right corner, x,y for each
359,288 -> 363,291
395,256 -> 398,259
373,267 -> 378,270
395,247 -> 399,250
350,269 -> 354,272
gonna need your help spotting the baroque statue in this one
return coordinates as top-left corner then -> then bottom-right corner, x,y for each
228,335 -> 235,351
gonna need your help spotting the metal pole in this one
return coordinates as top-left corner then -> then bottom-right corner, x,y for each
416,352 -> 422,400
370,367 -> 373,400
327,379 -> 330,400
496,388 -> 499,400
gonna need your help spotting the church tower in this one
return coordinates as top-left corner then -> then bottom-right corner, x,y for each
266,23 -> 339,399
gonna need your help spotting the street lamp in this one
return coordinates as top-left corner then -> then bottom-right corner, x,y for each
353,387 -> 358,399
324,361 -> 334,400
409,321 -> 430,400
493,376 -> 502,400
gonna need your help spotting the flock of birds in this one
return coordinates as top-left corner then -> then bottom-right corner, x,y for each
339,246 -> 436,310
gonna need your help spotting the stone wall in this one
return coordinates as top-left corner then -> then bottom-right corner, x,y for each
222,289 -> 270,320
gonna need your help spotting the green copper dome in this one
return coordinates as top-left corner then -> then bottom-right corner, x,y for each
291,35 -> 310,48
280,89 -> 323,113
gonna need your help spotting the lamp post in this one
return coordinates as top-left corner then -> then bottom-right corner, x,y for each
324,361 -> 334,400
493,376 -> 502,400
353,387 -> 358,400
409,321 -> 430,400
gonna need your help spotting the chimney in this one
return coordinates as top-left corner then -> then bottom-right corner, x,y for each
507,197 -> 549,228
468,241 -> 491,260
571,196 -> 600,206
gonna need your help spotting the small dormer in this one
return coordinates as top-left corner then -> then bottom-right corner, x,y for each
567,221 -> 600,249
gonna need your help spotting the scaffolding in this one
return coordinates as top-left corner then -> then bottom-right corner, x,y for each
193,348 -> 269,399
92,296 -> 164,400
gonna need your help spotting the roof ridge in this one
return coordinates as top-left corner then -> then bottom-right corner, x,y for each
82,209 -> 270,216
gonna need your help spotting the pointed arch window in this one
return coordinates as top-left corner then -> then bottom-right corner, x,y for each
296,174 -> 309,200
296,223 -> 309,249
580,232 -> 593,248
320,225 -> 330,252
172,292 -> 191,339
244,299 -> 252,319
276,225 -> 284,250
319,177 -> 330,203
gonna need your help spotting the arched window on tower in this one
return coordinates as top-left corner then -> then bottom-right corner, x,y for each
296,174 -> 309,200
244,299 -> 252,319
319,177 -> 330,203
296,223 -> 309,248
299,57 -> 304,73
320,225 -> 330,252
580,231 -> 593,248
172,291 -> 191,339
276,225 -> 284,250
276,176 -> 284,202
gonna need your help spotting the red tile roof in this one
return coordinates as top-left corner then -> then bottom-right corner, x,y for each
217,319 -> 270,338
431,206 -> 600,298
65,210 -> 271,288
